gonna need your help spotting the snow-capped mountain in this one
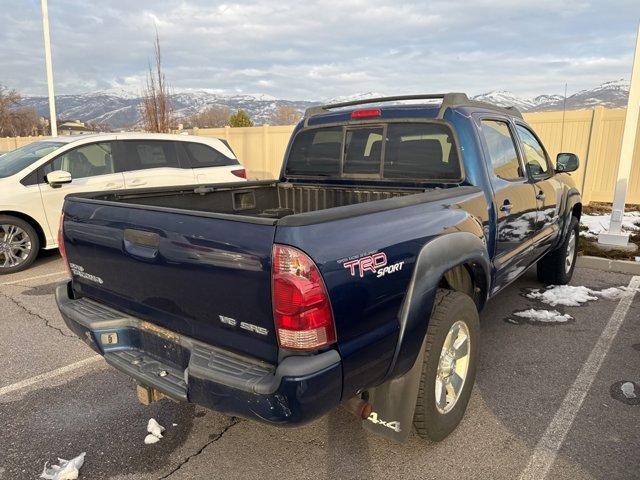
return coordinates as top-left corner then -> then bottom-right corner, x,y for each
18,80 -> 630,130
472,80 -> 629,112
19,91 -> 317,130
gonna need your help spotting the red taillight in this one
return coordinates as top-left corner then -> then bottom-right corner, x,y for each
272,244 -> 336,350
232,168 -> 246,178
351,108 -> 381,119
58,213 -> 72,277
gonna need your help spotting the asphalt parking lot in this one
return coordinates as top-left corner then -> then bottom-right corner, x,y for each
0,253 -> 638,480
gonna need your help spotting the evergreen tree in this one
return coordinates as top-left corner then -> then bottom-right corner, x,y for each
229,109 -> 254,127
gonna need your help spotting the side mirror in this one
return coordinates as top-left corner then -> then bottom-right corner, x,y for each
556,153 -> 579,173
46,170 -> 73,188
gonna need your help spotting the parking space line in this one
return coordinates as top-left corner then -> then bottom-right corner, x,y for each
0,356 -> 102,397
0,271 -> 67,287
519,275 -> 640,480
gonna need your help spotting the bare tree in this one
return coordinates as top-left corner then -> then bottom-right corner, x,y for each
269,106 -> 301,126
141,30 -> 173,133
0,85 -> 40,136
188,106 -> 230,128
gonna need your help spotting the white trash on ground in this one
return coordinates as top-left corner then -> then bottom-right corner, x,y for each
144,418 -> 166,445
513,309 -> 573,323
144,434 -> 161,445
147,418 -> 165,438
621,382 -> 637,399
40,452 -> 86,480
527,285 -> 637,307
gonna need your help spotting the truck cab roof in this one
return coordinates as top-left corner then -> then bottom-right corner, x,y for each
303,92 -> 523,127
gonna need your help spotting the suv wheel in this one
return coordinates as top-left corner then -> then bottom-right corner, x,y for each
413,289 -> 480,441
0,215 -> 40,275
536,216 -> 579,285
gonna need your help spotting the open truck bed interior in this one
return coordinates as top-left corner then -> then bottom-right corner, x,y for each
83,181 -> 426,220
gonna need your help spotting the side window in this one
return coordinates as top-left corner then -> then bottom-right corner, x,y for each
183,142 -> 237,168
480,120 -> 523,181
515,125 -> 550,176
384,123 -> 461,180
43,142 -> 114,180
343,127 -> 383,174
118,141 -> 179,172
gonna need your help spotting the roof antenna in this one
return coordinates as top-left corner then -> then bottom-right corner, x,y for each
560,83 -> 568,151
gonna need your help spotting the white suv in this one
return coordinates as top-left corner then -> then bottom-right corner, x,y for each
0,132 -> 247,274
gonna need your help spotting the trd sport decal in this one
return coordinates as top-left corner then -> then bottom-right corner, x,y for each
341,252 -> 404,278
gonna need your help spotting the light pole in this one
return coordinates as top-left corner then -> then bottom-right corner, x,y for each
598,23 -> 640,248
41,0 -> 57,137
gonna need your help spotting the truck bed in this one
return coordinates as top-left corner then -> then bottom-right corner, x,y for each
84,181 -> 421,220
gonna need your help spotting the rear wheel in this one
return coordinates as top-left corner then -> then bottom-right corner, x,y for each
0,216 -> 40,275
536,216 -> 579,285
413,289 -> 479,441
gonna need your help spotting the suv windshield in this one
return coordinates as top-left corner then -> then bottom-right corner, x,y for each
286,123 -> 461,181
0,141 -> 65,178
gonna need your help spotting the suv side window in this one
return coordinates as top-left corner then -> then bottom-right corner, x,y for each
515,124 -> 550,176
117,140 -> 180,172
42,142 -> 114,180
480,120 -> 523,181
183,142 -> 238,168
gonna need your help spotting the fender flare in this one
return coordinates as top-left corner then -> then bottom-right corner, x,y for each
386,231 -> 490,380
362,231 -> 490,443
554,188 -> 582,249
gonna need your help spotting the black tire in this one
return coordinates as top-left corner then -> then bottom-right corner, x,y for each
0,215 -> 40,275
413,289 -> 480,442
536,216 -> 579,285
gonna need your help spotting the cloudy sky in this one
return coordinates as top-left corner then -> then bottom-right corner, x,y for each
1,0 -> 638,99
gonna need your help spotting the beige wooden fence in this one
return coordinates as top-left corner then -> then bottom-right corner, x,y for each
0,135 -> 51,153
2,108 -> 639,204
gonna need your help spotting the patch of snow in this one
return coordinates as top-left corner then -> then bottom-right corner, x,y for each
513,309 -> 573,323
580,211 -> 640,238
527,285 -> 597,306
40,452 -> 86,480
596,287 -> 633,300
527,284 -> 638,307
621,382 -> 637,399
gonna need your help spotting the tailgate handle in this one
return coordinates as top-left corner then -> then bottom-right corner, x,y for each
123,229 -> 160,260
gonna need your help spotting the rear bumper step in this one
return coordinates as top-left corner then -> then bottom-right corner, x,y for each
105,350 -> 188,401
56,282 -> 342,425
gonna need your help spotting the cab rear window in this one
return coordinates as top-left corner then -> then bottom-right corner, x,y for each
285,123 -> 461,181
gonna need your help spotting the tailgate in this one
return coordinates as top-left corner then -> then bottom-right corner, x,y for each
62,198 -> 278,363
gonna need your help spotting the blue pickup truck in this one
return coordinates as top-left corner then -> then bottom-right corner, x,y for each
56,93 -> 582,442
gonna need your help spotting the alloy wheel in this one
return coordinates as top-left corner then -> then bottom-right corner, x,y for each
435,320 -> 471,414
0,224 -> 32,269
565,230 -> 576,274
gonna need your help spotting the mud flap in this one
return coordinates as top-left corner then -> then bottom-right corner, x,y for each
362,337 -> 426,443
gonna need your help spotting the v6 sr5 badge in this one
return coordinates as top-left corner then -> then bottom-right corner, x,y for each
342,252 -> 404,278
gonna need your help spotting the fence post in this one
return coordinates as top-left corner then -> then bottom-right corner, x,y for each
224,126 -> 230,141
262,124 -> 270,178
581,106 -> 605,204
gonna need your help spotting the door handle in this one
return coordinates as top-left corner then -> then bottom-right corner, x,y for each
536,192 -> 545,200
129,178 -> 147,186
500,201 -> 512,213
